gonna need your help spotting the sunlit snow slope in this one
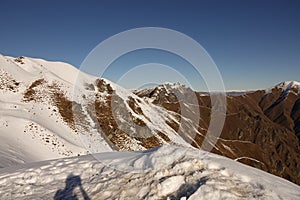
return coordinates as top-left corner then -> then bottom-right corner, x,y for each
1,54 -> 300,196
0,55 -> 190,167
0,145 -> 300,200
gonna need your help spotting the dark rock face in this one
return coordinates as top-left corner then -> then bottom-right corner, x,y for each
135,83 -> 300,185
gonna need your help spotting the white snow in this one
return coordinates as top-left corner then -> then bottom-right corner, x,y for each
265,80 -> 300,95
0,54 -> 192,166
1,54 -> 300,199
276,81 -> 300,91
158,175 -> 185,196
0,145 -> 299,199
0,54 -> 113,167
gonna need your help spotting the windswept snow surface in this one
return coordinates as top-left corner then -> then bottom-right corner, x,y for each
0,54 -> 112,167
0,54 -> 192,167
0,145 -> 299,200
265,80 -> 300,95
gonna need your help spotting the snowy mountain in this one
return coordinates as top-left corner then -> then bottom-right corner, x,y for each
0,54 -> 195,168
1,145 -> 300,200
271,81 -> 300,94
136,80 -> 300,185
1,54 -> 300,198
0,55 -> 108,167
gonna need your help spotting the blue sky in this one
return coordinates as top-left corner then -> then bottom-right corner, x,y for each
0,0 -> 299,90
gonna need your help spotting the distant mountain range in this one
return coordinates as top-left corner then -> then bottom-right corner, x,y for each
0,54 -> 299,186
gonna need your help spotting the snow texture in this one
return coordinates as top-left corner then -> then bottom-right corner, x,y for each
0,145 -> 299,200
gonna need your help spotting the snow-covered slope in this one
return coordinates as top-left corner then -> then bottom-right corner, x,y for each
265,81 -> 300,95
2,54 -> 300,197
0,55 -> 94,167
0,55 -> 191,167
0,145 -> 299,200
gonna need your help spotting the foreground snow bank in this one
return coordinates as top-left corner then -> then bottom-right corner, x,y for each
0,145 -> 299,200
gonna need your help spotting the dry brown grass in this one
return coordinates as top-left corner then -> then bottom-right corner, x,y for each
127,96 -> 143,115
157,131 -> 171,142
136,136 -> 162,149
94,79 -> 165,150
0,70 -> 20,92
165,119 -> 179,132
23,80 -> 87,131
51,91 -> 75,130
23,79 -> 45,102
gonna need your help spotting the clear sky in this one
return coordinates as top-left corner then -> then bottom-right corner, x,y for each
0,0 -> 299,90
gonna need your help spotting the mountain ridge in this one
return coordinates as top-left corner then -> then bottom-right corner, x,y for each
0,54 -> 300,185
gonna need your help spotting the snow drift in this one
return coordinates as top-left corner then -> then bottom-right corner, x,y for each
1,145 -> 299,200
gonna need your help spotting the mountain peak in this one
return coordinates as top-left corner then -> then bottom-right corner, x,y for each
273,81 -> 300,94
276,81 -> 300,88
161,81 -> 188,89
